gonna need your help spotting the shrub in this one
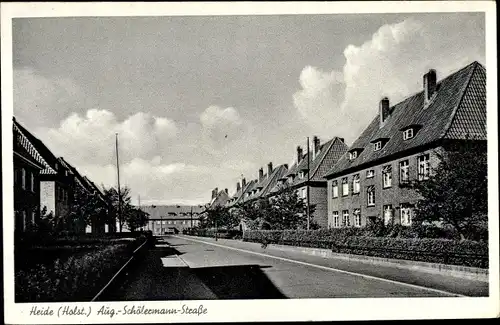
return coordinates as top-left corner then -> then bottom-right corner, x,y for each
188,228 -> 242,239
243,229 -> 488,268
15,235 -> 150,302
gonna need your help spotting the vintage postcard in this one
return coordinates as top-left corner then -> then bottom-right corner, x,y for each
2,1 -> 499,324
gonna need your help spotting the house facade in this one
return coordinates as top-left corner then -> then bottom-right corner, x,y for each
269,137 -> 348,228
13,120 -> 46,233
324,61 -> 486,229
140,205 -> 205,235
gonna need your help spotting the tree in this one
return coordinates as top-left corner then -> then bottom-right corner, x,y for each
268,185 -> 316,230
103,186 -> 132,232
234,198 -> 274,230
204,205 -> 238,230
69,184 -> 107,232
124,206 -> 149,232
411,141 -> 487,240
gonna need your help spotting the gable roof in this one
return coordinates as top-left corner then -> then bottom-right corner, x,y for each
208,190 -> 230,209
324,61 -> 486,179
139,204 -> 205,220
59,157 -> 92,193
13,118 -> 56,174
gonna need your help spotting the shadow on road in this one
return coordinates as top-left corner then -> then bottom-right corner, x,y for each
98,238 -> 286,301
191,264 -> 286,299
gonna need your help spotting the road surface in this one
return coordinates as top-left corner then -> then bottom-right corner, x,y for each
99,235 -> 488,301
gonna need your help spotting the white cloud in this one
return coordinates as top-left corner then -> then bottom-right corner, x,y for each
293,18 -> 485,144
78,157 -> 250,205
37,109 -> 177,166
200,105 -> 242,129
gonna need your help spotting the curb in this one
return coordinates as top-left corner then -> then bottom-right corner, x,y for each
182,235 -> 488,282
91,238 -> 149,301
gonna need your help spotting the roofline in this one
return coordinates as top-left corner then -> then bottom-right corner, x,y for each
14,151 -> 45,169
323,140 -> 443,179
440,61 -> 479,139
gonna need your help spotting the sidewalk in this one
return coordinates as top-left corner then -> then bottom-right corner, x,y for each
177,235 -> 489,297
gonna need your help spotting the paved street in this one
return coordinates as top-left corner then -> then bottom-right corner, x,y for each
99,235 -> 488,301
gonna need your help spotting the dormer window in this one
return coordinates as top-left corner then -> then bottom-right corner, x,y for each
374,141 -> 382,151
403,128 -> 414,140
348,148 -> 363,161
370,137 -> 389,152
400,124 -> 421,140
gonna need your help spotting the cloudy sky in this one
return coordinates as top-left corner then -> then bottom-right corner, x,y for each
12,12 -> 485,205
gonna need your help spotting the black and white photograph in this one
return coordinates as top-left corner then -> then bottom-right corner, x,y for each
2,1 -> 498,323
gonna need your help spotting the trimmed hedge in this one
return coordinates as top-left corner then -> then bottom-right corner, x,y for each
15,234 -> 150,302
184,228 -> 242,239
243,230 -> 488,268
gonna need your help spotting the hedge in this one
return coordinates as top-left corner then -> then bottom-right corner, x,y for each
243,230 -> 488,268
15,233 -> 151,302
184,228 -> 242,239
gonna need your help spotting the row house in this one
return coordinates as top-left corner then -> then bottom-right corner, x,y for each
269,137 -> 348,228
13,119 -> 47,233
13,118 -> 107,234
140,204 -> 205,235
324,61 -> 486,229
59,158 -> 108,233
224,163 -> 288,208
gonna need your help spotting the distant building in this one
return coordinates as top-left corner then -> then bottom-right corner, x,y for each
140,204 -> 205,235
324,61 -> 486,229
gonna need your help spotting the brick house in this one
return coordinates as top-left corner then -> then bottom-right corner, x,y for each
13,119 -> 46,233
140,205 -> 205,235
13,119 -> 74,231
324,61 -> 486,229
269,137 -> 348,228
59,157 -> 108,233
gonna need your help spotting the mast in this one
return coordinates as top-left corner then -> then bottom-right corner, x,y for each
307,136 -> 310,230
116,133 -> 122,232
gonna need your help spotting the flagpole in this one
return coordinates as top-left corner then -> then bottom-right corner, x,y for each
307,136 -> 310,230
116,133 -> 122,233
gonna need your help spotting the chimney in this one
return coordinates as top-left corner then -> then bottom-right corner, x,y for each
297,146 -> 303,164
267,162 -> 273,177
284,163 -> 289,170
225,188 -> 228,194
379,97 -> 390,127
312,136 -> 321,160
258,167 -> 264,182
242,178 -> 246,188
213,187 -> 218,199
236,182 -> 241,192
424,69 -> 437,104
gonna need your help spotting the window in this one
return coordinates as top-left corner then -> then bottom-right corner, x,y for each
367,185 -> 375,206
352,174 -> 360,194
333,211 -> 339,228
400,204 -> 413,226
342,177 -> 349,196
349,151 -> 358,160
366,170 -> 375,178
382,165 -> 392,188
342,210 -> 350,227
374,141 -> 382,151
417,154 -> 430,180
332,180 -> 339,198
301,188 -> 307,200
399,160 -> 410,184
173,221 -> 177,225
383,205 -> 393,225
31,172 -> 35,192
403,128 -> 414,140
21,168 -> 26,190
168,221 -> 171,225
156,221 -> 160,225
354,209 -> 361,227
